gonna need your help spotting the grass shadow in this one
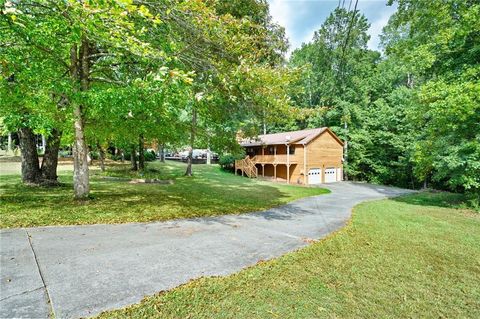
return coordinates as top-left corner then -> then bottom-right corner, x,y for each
392,191 -> 470,209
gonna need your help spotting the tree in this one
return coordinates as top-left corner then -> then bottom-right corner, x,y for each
2,0 -> 174,197
0,12 -> 68,185
384,0 -> 480,195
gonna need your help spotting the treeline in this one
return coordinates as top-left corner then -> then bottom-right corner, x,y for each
279,0 -> 479,202
0,0 -> 292,198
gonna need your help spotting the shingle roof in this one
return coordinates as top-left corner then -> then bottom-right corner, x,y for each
240,127 -> 341,147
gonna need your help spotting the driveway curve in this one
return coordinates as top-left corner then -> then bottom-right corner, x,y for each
0,182 -> 413,318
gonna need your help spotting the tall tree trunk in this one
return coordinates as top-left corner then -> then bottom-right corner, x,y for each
18,127 -> 41,184
97,142 -> 106,172
159,143 -> 165,163
71,38 -> 90,199
185,108 -> 197,176
138,134 -> 145,171
206,147 -> 211,165
73,103 -> 90,198
41,135 -> 46,154
40,128 -> 62,184
407,73 -> 414,89
131,144 -> 138,171
7,132 -> 13,155
262,108 -> 267,135
343,121 -> 348,181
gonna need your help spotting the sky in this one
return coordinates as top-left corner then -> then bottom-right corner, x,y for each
267,0 -> 397,55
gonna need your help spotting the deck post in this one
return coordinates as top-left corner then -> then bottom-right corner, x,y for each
303,144 -> 307,185
274,145 -> 276,162
274,164 -> 277,181
286,144 -> 290,184
262,164 -> 265,177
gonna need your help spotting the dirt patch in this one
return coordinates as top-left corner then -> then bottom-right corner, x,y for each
129,178 -> 174,185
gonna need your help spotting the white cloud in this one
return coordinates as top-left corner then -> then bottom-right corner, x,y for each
366,5 -> 396,50
268,0 -> 292,29
268,0 -> 300,54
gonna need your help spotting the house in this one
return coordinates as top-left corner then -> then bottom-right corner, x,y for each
235,127 -> 344,184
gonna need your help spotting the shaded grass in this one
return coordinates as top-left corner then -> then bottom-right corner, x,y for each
0,161 -> 328,228
97,192 -> 480,319
99,161 -> 181,180
393,190 -> 472,208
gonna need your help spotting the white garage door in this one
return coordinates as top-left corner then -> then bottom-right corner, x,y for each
324,167 -> 337,183
308,168 -> 322,184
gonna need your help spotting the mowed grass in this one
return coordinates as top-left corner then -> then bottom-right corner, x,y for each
0,160 -> 328,228
97,192 -> 480,319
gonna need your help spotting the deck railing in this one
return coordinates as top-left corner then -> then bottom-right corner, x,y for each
254,154 -> 297,164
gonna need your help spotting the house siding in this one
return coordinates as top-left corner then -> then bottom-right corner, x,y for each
305,131 -> 343,183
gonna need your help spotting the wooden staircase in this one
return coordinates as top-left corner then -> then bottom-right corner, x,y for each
235,156 -> 258,178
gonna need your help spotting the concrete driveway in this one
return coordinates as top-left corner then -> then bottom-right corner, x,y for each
0,182 -> 413,318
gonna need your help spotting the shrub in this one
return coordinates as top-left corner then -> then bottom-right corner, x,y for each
109,154 -> 123,161
219,154 -> 242,170
58,150 -> 72,157
144,150 -> 156,162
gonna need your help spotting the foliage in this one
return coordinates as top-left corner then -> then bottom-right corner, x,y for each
143,150 -> 156,162
218,153 -> 244,170
285,2 -> 479,196
96,192 -> 480,318
385,0 -> 480,196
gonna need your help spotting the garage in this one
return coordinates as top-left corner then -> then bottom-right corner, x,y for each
308,168 -> 322,184
324,167 -> 337,183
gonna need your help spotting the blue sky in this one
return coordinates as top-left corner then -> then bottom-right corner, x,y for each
267,0 -> 397,54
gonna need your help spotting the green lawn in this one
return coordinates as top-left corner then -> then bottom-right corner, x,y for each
0,160 -> 328,228
97,192 -> 480,319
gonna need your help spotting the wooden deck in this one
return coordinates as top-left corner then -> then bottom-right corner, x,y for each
235,154 -> 297,182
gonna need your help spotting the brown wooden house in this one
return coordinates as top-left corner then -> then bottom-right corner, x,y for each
235,127 -> 344,185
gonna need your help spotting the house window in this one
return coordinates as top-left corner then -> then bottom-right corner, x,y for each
289,146 -> 295,155
268,146 -> 274,154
